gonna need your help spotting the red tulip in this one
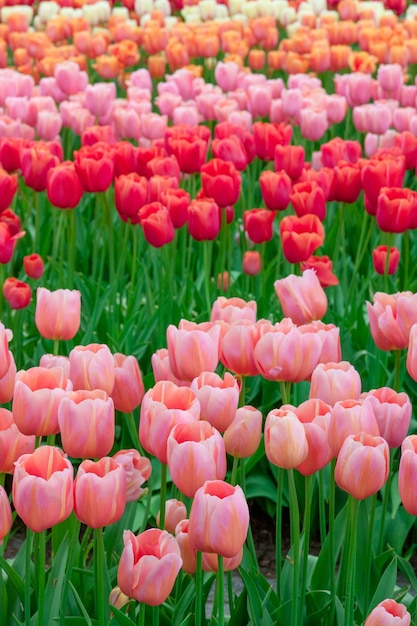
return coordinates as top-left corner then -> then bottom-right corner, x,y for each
201,158 -> 241,208
139,202 -> 175,247
0,167 -> 17,211
259,170 -> 291,211
274,144 -> 305,180
253,121 -> 292,160
3,278 -> 31,309
372,245 -> 400,274
300,255 -> 339,287
47,162 -> 84,209
74,142 -> 114,193
23,253 -> 44,279
290,181 -> 327,221
244,209 -> 276,244
280,214 -> 325,264
188,198 -> 221,241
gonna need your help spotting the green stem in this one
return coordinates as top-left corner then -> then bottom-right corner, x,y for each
393,349 -> 402,392
93,527 -> 108,626
276,467 -> 284,597
377,449 -> 394,555
363,494 -> 376,613
125,411 -> 141,451
217,555 -> 224,626
203,240 -> 212,315
347,216 -> 374,302
159,463 -> 167,530
230,456 -> 239,486
138,604 -> 146,626
279,380 -> 291,405
384,233 -> 393,293
53,339 -> 59,357
195,550 -> 203,626
329,459 -> 336,625
152,605 -> 160,626
300,475 -> 312,620
67,209 -> 76,289
288,469 -> 300,626
318,470 -> 327,546
36,530 -> 46,626
25,528 -> 34,626
345,497 -> 359,626
403,229 -> 409,291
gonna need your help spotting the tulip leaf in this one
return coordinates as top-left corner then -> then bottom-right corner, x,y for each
0,555 -> 25,605
245,473 -> 278,503
171,579 -> 195,626
228,587 -> 249,626
310,504 -> 347,592
42,537 -> 69,625
304,590 -> 333,623
108,605 -> 136,626
67,581 -> 93,626
238,566 -> 275,625
368,557 -> 397,613
396,554 -> 417,594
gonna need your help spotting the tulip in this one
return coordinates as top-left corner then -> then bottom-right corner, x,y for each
244,209 -> 276,244
0,351 -> 16,404
0,167 -> 17,212
265,407 -> 308,469
167,320 -> 220,382
58,390 -> 115,459
201,158 -> 242,208
0,211 -> 25,265
361,154 -> 405,215
210,296 -> 257,325
12,446 -> 74,532
13,366 -> 72,437
320,137 -> 361,168
0,322 -> 11,381
188,199 -> 221,241
280,214 -> 325,264
362,387 -> 411,448
69,343 -> 115,395
109,587 -> 130,611
156,499 -> 187,534
259,170 -> 291,211
160,188 -> 190,229
274,269 -> 327,326
290,181 -> 327,221
328,399 -> 380,457
367,291 -> 417,351
0,408 -> 35,474
243,251 -> 262,276
335,432 -> 390,500
35,287 -> 81,341
211,135 -> 248,171
138,202 -> 175,248
139,380 -> 200,464
0,485 -> 12,544
289,399 -> 333,475
74,143 -> 114,193
112,449 -> 152,503
21,145 -> 60,192
3,279 -> 31,310
274,144 -> 305,180
300,256 -> 338,288
376,187 -> 417,233
118,528 -> 182,605
189,372 -> 239,432
220,319 -> 265,377
114,173 -> 148,225
188,480 -> 249,558
167,131 -> 208,174
167,421 -> 227,498
23,253 -> 44,279
223,405 -> 263,458
110,353 -> 145,414
151,349 -> 188,387
253,121 -> 292,161
74,457 -> 126,528
309,361 -> 361,406
329,161 -> 362,204
364,599 -> 411,626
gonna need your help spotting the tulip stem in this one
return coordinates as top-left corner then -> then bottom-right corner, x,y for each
152,605 -> 160,626
25,528 -> 34,626
329,459 -> 336,625
138,604 -> 146,626
363,494 -> 377,612
276,467 -> 284,597
217,555 -> 225,626
53,339 -> 59,356
93,527 -> 108,626
195,550 -> 203,626
203,240 -> 213,315
68,209 -> 76,290
345,496 -> 359,626
159,463 -> 167,530
230,456 -> 239,486
288,469 -> 300,626
300,475 -> 312,621
393,349 -> 402,392
377,449 -> 394,555
35,530 -> 46,626
318,470 -> 326,545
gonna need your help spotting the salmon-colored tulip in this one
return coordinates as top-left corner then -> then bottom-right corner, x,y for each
309,361 -> 362,406
139,381 -> 200,464
367,291 -> 417,351
188,480 -> 249,558
74,457 -> 126,528
0,408 -> 35,474
35,287 -> 81,341
151,348 -> 189,387
362,387 -> 411,448
113,449 -> 152,503
156,498 -> 187,534
220,319 -> 265,377
328,399 -> 380,456
166,320 -> 220,382
117,528 -> 182,605
0,322 -> 11,380
210,296 -> 257,324
12,445 -> 74,532
167,421 -> 227,498
398,435 -> 417,515
58,390 -> 115,459
0,350 -> 16,404
365,599 -> 411,626
265,407 -> 308,469
274,269 -> 328,325
110,353 -> 145,413
0,485 -> 12,544
69,343 -> 115,395
223,405 -> 263,458
12,366 -> 72,436
335,432 -> 390,500
189,372 -> 240,432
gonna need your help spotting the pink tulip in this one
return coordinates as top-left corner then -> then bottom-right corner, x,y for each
151,348 -> 189,387
112,449 -> 152,502
12,366 -> 72,436
188,480 -> 249,558
35,287 -> 81,341
365,599 -> 410,626
335,432 -> 390,500
166,320 -> 220,382
265,407 -> 308,469
110,353 -> 145,413
74,457 -> 126,528
36,111 -> 62,141
214,61 -> 242,91
0,350 -> 16,404
0,321 -> 12,379
12,446 -> 74,532
69,343 -> 115,395
223,405 -> 263,458
39,354 -> 70,377
85,82 -> 116,118
220,319 -> 265,377
58,389 -> 114,459
54,60 -> 88,95
274,269 -> 327,326
118,528 -> 182,605
328,399 -> 380,456
362,388 -> 411,448
167,421 -> 227,498
156,498 -> 187,534
0,485 -> 12,544
377,63 -> 404,94
300,108 -> 328,141
398,435 -> 417,515
309,361 -> 361,406
367,291 -> 417,351
139,380 -> 200,464
210,296 -> 257,324
407,323 -> 417,381
189,372 -> 240,432
0,408 -> 35,474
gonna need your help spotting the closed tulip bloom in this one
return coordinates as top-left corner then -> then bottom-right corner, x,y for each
265,407 -> 308,469
12,446 -> 74,532
110,353 -> 145,414
114,173 -> 148,224
13,366 -> 72,437
201,159 -> 242,208
399,435 -> 417,515
188,480 -> 249,558
189,372 -> 240,433
74,457 -> 126,528
167,134 -> 208,174
188,199 -> 221,241
0,485 -> 12,544
243,251 -> 262,276
21,145 -> 60,192
35,287 -> 81,341
367,291 -> 417,351
113,449 -> 152,503
0,322 -> 11,380
0,408 -> 35,474
253,121 -> 292,161
0,351 -> 16,404
3,279 -> 31,310
259,170 -> 291,212
109,587 -> 130,611
69,343 -> 115,395
365,599 -> 411,626
335,432 -> 390,500
23,253 -> 44,279
274,269 -> 327,326
167,421 -> 227,498
118,528 -> 182,605
362,387 -> 411,448
220,319 -> 265,377
274,144 -> 305,180
39,354 -> 70,378
373,245 -> 400,275
376,187 -> 416,233
156,499 -> 187,534
310,361 -> 362,406
139,381 -> 200,464
151,349 -> 189,387
0,168 -> 17,212
223,405 -> 263,458
328,399 -> 380,457
58,390 -> 114,459
361,154 -> 405,214
160,188 -> 190,229
138,202 -> 175,248
280,214 -> 325,264
210,296 -> 257,325
74,143 -> 114,193
290,181 -> 327,221
167,320 -> 220,382
244,209 -> 276,244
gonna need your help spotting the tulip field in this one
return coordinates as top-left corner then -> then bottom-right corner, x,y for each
3,0 -> 417,624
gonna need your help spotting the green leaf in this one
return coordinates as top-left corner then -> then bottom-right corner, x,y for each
0,555 -> 25,604
171,580 -> 195,626
228,588 -> 249,626
310,503 -> 347,592
245,472 -> 277,503
67,581 -> 93,626
108,605 -> 136,626
368,557 -> 397,613
42,533 -> 70,624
